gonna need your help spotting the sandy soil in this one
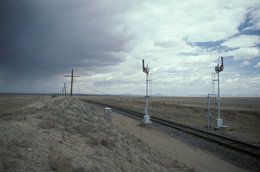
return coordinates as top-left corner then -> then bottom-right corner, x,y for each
0,95 -> 193,172
82,96 -> 260,146
112,110 -> 249,172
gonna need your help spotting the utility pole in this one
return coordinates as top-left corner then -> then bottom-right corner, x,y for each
65,69 -> 80,96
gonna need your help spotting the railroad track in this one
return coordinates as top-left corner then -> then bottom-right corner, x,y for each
82,100 -> 260,159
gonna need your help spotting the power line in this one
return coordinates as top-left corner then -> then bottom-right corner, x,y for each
73,80 -> 110,95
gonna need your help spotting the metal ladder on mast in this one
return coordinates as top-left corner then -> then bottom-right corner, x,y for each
206,73 -> 218,128
148,73 -> 152,115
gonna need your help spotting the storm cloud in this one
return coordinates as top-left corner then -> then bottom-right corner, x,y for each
0,1 -> 134,89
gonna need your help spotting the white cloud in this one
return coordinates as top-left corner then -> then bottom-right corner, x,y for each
154,37 -> 182,48
185,55 -> 215,64
248,8 -> 260,30
221,35 -> 260,48
125,0 -> 259,43
240,61 -> 250,67
224,47 -> 260,60
223,76 -> 260,94
221,35 -> 260,60
255,62 -> 260,68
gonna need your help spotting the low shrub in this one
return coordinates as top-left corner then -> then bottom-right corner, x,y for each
40,117 -> 55,129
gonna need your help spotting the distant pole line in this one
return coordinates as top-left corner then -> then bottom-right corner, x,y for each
65,69 -> 80,96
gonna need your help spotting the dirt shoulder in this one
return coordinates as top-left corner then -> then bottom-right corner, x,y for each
111,108 -> 249,172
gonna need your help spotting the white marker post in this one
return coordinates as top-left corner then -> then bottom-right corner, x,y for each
105,107 -> 112,122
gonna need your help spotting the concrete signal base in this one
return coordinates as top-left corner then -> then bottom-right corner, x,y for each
214,118 -> 228,130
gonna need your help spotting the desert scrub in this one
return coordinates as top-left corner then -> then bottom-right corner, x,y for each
101,139 -> 115,150
0,112 -> 15,121
87,136 -> 99,147
40,117 -> 55,129
73,123 -> 96,137
48,153 -> 73,172
48,152 -> 87,172
11,131 -> 33,148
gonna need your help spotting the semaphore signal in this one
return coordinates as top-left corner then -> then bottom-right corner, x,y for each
207,57 -> 227,129
142,59 -> 151,124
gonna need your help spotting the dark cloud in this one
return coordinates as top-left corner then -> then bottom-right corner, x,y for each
0,0 -> 134,92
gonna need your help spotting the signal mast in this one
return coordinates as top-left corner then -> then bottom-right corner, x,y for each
215,57 -> 226,128
207,57 -> 227,129
142,59 -> 151,124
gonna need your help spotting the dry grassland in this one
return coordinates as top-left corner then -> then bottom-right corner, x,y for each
0,95 -> 192,172
81,96 -> 260,146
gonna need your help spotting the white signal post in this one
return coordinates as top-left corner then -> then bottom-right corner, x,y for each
214,57 -> 227,129
206,57 -> 227,129
142,59 -> 151,124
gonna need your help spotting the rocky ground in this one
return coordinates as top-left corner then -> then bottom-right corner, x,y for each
0,95 -> 192,172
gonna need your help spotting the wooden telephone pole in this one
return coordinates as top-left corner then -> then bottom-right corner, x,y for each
65,69 -> 80,96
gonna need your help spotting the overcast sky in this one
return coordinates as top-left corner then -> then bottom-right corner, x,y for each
0,0 -> 260,96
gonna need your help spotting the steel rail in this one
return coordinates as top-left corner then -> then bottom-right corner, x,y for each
82,100 -> 260,159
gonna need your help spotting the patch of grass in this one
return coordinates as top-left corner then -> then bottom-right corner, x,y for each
1,144 -> 20,170
74,124 -> 88,137
0,112 -> 15,121
40,117 -> 55,129
101,139 -> 115,150
101,139 -> 108,147
74,167 -> 87,172
174,104 -> 182,109
48,153 -> 87,172
38,114 -> 44,119
88,137 -> 99,147
48,153 -> 73,171
12,132 -> 32,148
2,161 -> 8,171
73,123 -> 95,137
190,167 -> 197,172
21,106 -> 35,114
